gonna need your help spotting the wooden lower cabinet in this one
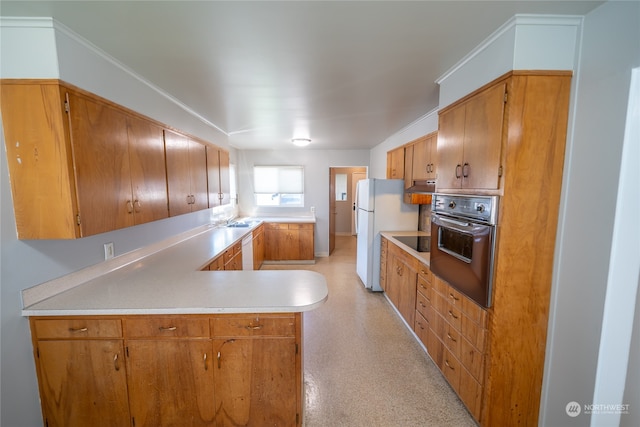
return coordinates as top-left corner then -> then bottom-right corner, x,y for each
253,224 -> 265,270
381,238 -> 488,423
35,339 -> 130,427
385,241 -> 418,327
127,340 -> 215,426
264,223 -> 314,261
29,314 -> 303,427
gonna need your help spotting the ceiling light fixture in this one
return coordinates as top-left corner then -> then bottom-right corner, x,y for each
292,138 -> 311,147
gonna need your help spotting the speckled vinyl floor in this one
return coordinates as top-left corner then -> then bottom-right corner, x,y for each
262,235 -> 477,427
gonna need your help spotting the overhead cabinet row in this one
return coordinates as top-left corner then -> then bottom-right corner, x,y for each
1,80 -> 230,240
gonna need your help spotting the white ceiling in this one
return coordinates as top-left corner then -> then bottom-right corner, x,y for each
1,1 -> 602,150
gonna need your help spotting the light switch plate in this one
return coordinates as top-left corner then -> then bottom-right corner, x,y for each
104,242 -> 114,260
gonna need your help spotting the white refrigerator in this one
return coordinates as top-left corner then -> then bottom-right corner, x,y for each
355,179 -> 419,291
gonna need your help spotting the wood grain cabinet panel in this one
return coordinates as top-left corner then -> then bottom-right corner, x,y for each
264,223 -> 314,261
165,129 -> 209,216
126,339 -> 215,427
252,224 -> 265,270
1,81 -> 171,238
206,146 -> 231,207
386,146 -> 405,179
30,313 -> 303,427
437,81 -> 506,191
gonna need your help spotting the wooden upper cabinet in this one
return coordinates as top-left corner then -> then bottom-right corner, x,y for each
206,146 -> 231,207
406,131 -> 438,182
386,146 -> 405,179
0,81 -> 170,238
126,116 -> 169,224
1,82 -> 79,239
438,81 -> 506,191
164,130 -> 209,216
67,90 -> 134,236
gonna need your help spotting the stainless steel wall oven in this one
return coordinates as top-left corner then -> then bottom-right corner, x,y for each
430,193 -> 499,307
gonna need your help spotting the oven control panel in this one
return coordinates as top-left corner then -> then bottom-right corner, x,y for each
432,193 -> 499,225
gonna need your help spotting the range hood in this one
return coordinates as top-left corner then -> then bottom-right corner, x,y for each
404,180 -> 435,204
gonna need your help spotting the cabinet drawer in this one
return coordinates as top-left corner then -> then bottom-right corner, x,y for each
460,335 -> 485,382
415,290 -> 431,320
266,223 -> 288,230
461,314 -> 487,352
124,317 -> 210,338
458,365 -> 484,421
442,347 -> 461,389
442,321 -> 461,356
33,318 -> 122,339
417,277 -> 431,303
212,315 -> 296,337
288,223 -> 312,230
418,263 -> 432,284
414,311 -> 430,349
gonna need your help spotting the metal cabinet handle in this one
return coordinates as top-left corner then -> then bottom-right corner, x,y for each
204,353 -> 208,371
462,162 -> 470,178
114,354 -> 120,371
133,199 -> 142,212
68,327 -> 88,333
448,310 -> 459,320
245,324 -> 264,331
445,359 -> 455,370
158,326 -> 177,332
126,200 -> 134,214
448,293 -> 460,301
455,164 -> 462,179
447,333 -> 457,343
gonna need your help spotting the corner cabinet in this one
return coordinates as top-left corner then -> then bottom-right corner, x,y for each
207,147 -> 231,207
30,314 -> 303,427
1,79 -> 230,239
1,81 -> 169,238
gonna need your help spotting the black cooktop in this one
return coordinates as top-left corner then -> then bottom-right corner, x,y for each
392,235 -> 431,253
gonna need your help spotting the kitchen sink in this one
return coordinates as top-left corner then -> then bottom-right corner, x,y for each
226,222 -> 250,228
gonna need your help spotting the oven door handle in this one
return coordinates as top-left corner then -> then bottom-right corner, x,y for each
437,216 -> 472,230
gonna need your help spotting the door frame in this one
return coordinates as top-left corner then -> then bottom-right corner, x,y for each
328,167 -> 367,255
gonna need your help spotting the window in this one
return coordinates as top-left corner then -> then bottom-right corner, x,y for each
254,166 -> 304,207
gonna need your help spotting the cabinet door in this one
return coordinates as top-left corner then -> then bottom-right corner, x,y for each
218,150 -> 231,205
396,257 -> 418,327
462,82 -> 506,189
126,339 -> 215,427
387,146 -> 405,179
297,225 -> 314,260
214,338 -> 297,427
164,130 -> 192,216
411,137 -> 428,181
189,140 -> 209,211
36,340 -> 130,427
253,229 -> 265,270
0,83 -> 79,239
208,148 -> 232,206
126,116 -> 168,224
67,91 -> 134,236
437,103 -> 466,189
426,133 -> 438,180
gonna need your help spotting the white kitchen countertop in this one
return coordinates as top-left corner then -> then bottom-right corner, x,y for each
380,230 -> 431,265
22,218 -> 327,317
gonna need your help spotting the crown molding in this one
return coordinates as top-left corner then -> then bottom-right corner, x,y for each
436,14 -> 583,85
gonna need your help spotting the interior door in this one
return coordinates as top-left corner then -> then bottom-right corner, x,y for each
329,169 -> 336,255
351,172 -> 366,235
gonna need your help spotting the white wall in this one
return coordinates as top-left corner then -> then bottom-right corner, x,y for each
0,18 -> 232,427
541,2 -> 640,425
236,149 -> 370,256
369,109 -> 438,179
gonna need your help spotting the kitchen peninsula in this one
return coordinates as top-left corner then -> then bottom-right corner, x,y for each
22,221 -> 328,427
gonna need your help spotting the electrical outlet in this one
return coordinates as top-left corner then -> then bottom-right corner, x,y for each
104,242 -> 114,260
310,206 -> 315,213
